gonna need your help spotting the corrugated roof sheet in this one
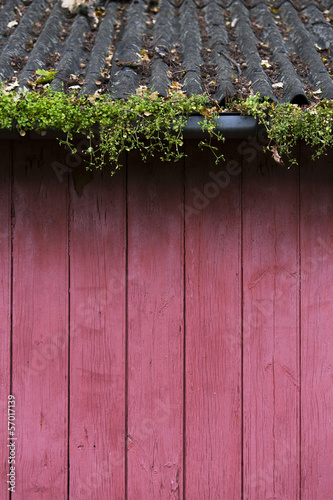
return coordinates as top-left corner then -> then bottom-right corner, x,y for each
1,0 -> 333,104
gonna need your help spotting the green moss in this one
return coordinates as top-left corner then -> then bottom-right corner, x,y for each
230,94 -> 333,166
1,86 -> 333,172
0,86 -> 223,174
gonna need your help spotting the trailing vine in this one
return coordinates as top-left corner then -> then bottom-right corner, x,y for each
0,85 -> 333,172
230,94 -> 333,166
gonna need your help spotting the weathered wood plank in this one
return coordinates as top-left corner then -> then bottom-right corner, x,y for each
0,141 -> 11,500
12,140 -> 69,498
127,154 -> 184,498
300,149 -> 333,498
69,167 -> 126,498
184,141 -> 242,499
242,152 -> 300,498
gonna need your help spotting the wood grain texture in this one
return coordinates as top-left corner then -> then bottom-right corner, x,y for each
0,142 -> 11,500
127,154 -> 184,499
5,138 -> 333,498
184,141 -> 242,499
300,149 -> 333,498
12,141 -> 69,498
242,152 -> 300,499
69,167 -> 126,499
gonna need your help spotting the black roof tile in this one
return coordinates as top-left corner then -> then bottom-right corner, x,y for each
82,2 -> 117,94
0,0 -> 22,38
149,0 -> 175,95
179,0 -> 204,95
204,1 -> 234,102
109,0 -> 146,97
1,0 -> 333,103
230,0 -> 277,100
252,2 -> 307,103
279,1 -> 333,98
17,2 -> 65,87
0,0 -> 51,82
51,15 -> 90,90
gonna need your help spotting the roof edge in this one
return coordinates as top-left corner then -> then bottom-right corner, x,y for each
0,114 -> 263,140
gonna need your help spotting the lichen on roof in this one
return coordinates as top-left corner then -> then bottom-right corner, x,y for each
61,0 -> 93,11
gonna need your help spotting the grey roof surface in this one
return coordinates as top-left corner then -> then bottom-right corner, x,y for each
1,0 -> 333,104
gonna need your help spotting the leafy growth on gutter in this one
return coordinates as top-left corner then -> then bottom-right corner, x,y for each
230,94 -> 333,166
0,86 -> 223,174
0,87 -> 333,172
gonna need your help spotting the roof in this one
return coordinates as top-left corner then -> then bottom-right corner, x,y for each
1,0 -> 333,105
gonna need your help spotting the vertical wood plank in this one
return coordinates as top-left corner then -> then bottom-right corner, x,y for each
12,140 -> 69,498
127,155 -> 184,498
300,149 -> 333,498
184,141 -> 242,499
69,167 -> 126,498
0,142 -> 11,500
242,153 -> 300,499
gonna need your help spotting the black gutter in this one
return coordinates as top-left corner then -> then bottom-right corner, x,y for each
0,114 -> 263,140
182,114 -> 261,139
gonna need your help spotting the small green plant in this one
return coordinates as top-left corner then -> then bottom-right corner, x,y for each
230,93 -> 333,166
0,86 -> 224,173
0,85 -> 333,172
34,69 -> 58,84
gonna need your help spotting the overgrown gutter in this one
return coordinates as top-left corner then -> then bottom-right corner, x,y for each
0,114 -> 262,140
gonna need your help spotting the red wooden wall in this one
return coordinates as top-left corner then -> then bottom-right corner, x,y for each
1,138 -> 333,499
